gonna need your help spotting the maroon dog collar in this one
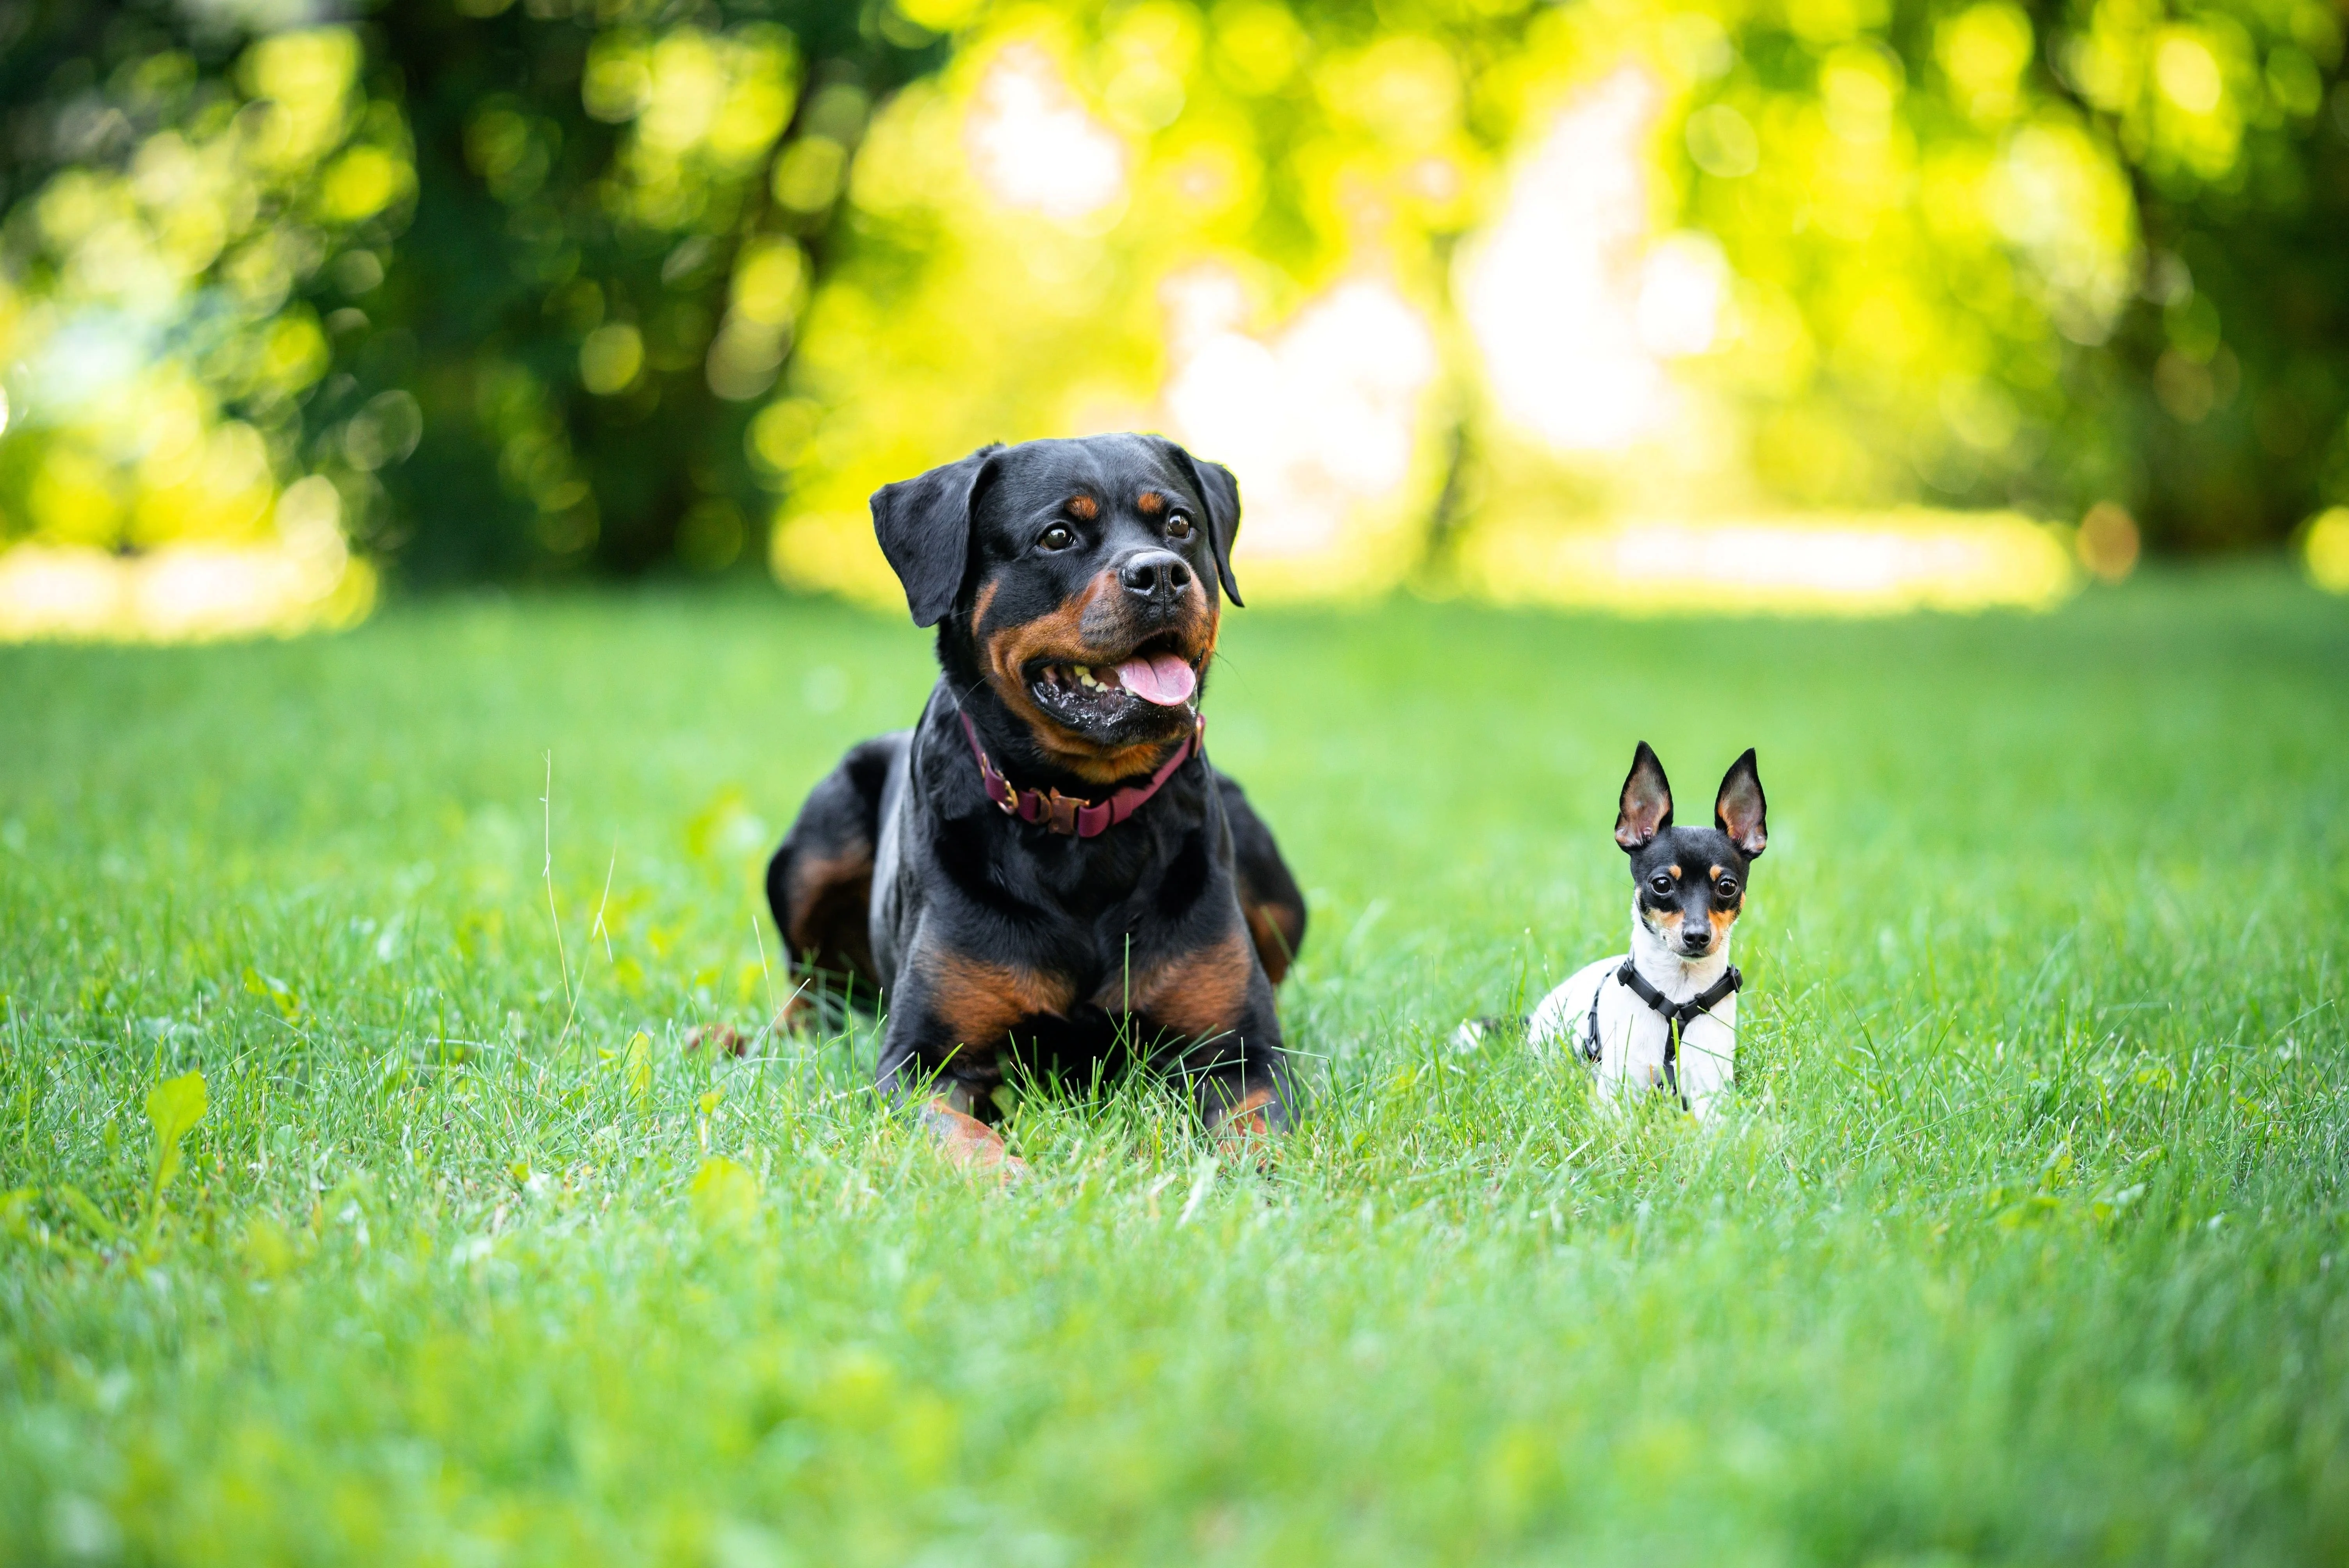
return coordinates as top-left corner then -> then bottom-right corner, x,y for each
958,708 -> 1201,837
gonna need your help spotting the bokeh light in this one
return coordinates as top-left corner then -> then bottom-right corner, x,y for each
1160,269 -> 1439,598
0,24 -> 403,636
965,44 -> 1129,220
0,474 -> 372,641
1457,511 -> 2077,616
2076,501 -> 2142,583
2305,508 -> 2349,595
1457,68 -> 1702,454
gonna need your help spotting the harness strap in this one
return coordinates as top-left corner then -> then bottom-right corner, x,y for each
958,709 -> 1201,838
1609,959 -> 1741,1109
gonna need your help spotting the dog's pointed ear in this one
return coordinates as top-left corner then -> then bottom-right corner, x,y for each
1715,748 -> 1767,857
1157,438 -> 1243,607
1616,741 -> 1674,852
870,444 -> 1002,628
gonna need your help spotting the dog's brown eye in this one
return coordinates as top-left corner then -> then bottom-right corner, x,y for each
1716,878 -> 1738,899
1166,513 -> 1194,540
1649,873 -> 1674,896
1038,524 -> 1076,551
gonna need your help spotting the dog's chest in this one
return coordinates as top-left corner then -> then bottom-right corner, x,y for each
1530,957 -> 1738,1111
1594,981 -> 1736,1103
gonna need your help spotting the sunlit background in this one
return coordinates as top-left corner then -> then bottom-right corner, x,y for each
2,0 -> 2346,636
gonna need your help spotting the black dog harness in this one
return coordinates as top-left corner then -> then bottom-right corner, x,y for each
1584,959 -> 1741,1108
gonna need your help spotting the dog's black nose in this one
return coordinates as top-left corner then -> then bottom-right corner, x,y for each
1118,551 -> 1192,602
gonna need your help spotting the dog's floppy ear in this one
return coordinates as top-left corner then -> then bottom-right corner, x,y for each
1615,741 -> 1674,852
870,444 -> 1002,628
1157,438 -> 1244,607
1714,747 -> 1766,857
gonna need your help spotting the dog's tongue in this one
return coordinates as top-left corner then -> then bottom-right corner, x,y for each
1116,653 -> 1196,707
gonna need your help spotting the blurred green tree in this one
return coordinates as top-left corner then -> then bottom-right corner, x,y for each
2018,0 -> 2349,547
0,2 -> 415,562
368,0 -> 945,579
0,0 -> 943,583
1665,0 -> 2349,546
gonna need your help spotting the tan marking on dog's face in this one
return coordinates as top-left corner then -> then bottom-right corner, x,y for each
977,567 -> 1219,785
1066,494 -> 1098,521
927,951 -> 1075,1048
1136,490 -> 1165,515
1100,925 -> 1253,1041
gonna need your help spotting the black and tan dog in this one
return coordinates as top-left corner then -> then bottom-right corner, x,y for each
765,434 -> 1306,1174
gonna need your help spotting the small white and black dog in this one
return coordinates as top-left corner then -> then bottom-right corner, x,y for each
1462,742 -> 1766,1120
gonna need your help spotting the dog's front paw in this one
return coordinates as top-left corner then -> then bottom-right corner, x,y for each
920,1098 -> 1027,1183
1207,1086 -> 1281,1171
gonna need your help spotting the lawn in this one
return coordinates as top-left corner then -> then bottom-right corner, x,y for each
3,570 -> 2346,1567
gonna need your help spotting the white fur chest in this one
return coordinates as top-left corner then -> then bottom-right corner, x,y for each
1525,916 -> 1741,1119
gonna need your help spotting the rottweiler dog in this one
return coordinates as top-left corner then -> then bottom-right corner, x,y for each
765,434 -> 1306,1174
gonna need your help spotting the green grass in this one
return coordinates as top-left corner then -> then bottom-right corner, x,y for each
3,569 -> 2347,1567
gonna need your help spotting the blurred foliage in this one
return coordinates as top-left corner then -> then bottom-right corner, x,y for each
785,0 -> 2349,602
0,0 -> 939,581
0,5 -> 412,559
771,1 -> 1532,602
367,1 -> 940,577
1675,0 -> 2349,548
0,0 -> 2344,588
